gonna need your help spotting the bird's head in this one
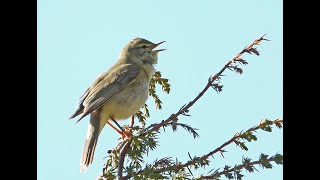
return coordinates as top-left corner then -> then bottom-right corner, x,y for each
122,38 -> 166,66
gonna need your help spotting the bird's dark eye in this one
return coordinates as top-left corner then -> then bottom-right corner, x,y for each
141,45 -> 147,49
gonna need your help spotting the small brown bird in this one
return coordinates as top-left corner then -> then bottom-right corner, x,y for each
69,38 -> 165,172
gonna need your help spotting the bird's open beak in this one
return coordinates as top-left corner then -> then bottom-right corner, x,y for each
153,49 -> 167,54
150,41 -> 166,52
155,41 -> 166,47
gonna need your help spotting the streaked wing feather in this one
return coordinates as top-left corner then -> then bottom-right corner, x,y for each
78,71 -> 109,105
79,64 -> 140,120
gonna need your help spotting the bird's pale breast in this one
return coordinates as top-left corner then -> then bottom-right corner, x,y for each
100,71 -> 149,121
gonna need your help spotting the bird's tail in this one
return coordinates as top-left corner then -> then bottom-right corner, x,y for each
80,111 -> 107,172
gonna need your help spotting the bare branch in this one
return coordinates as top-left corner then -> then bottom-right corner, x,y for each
117,141 -> 131,180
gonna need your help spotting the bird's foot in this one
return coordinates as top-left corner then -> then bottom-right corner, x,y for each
118,128 -> 132,140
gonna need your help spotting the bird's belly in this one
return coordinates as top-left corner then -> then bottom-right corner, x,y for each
100,82 -> 149,121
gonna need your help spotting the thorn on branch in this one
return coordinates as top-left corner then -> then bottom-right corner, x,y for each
186,166 -> 194,178
168,122 -> 200,138
179,104 -> 191,116
235,58 -> 248,65
211,83 -> 223,93
219,149 -> 226,158
228,65 -> 244,74
179,104 -> 187,111
254,33 -> 270,45
244,47 -> 260,56
188,152 -> 193,160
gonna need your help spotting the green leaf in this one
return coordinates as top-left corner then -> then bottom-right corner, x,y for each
261,126 -> 272,132
259,154 -> 273,169
235,140 -> 248,151
272,154 -> 283,165
242,157 -> 254,173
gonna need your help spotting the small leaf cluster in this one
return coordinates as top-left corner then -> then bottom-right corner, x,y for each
149,71 -> 171,109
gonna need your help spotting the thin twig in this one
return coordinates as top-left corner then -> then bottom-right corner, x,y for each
200,156 -> 280,179
166,119 -> 282,171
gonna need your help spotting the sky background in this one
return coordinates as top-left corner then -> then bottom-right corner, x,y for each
38,1 -> 283,180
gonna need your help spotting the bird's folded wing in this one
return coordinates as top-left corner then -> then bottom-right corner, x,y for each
76,64 -> 140,122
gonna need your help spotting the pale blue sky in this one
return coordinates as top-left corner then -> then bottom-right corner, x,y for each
38,1 -> 283,179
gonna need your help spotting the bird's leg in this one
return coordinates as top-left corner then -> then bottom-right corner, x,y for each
122,115 -> 135,136
106,121 -> 123,135
130,115 -> 135,128
107,118 -> 132,139
110,118 -> 125,132
111,117 -> 133,136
